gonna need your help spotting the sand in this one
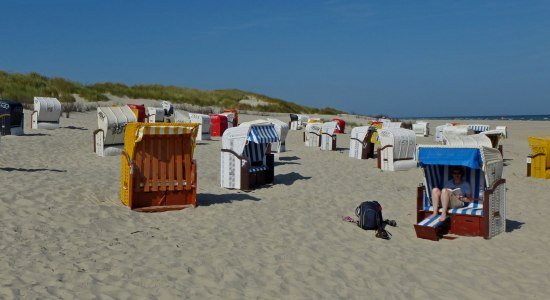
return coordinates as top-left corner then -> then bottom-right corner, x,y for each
1,110 -> 549,299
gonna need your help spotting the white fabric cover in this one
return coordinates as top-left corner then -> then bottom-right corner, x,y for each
382,122 -> 402,129
267,118 -> 289,154
435,124 -> 452,142
304,122 -> 322,147
349,126 -> 371,159
32,97 -> 62,129
175,111 -> 211,140
443,133 -> 492,148
442,125 -> 473,136
378,128 -> 417,171
320,122 -> 338,151
95,106 -> 137,157
412,121 -> 429,136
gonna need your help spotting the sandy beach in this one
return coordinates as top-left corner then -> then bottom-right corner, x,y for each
1,110 -> 550,299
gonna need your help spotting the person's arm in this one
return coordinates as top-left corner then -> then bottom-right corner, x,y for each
459,183 -> 472,202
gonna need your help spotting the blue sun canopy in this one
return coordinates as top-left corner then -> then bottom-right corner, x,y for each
418,147 -> 482,169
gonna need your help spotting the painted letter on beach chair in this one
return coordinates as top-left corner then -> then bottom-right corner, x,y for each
221,122 -> 279,190
120,123 -> 199,212
377,128 -> 417,171
415,145 -> 506,240
320,121 -> 338,151
31,97 -> 62,130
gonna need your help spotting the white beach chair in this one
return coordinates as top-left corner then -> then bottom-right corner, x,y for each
267,118 -> 289,155
94,106 -> 137,157
412,121 -> 429,137
495,126 -> 507,139
320,121 -> 339,151
174,111 -> 211,141
221,111 -> 236,128
382,122 -> 402,129
31,97 -> 62,129
349,126 -> 376,159
442,133 -> 492,148
304,122 -> 322,147
435,124 -> 452,142
220,122 -> 279,190
441,125 -> 473,138
377,128 -> 417,171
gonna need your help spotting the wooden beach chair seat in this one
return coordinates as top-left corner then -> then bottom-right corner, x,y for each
415,145 -> 506,240
120,123 -> 199,212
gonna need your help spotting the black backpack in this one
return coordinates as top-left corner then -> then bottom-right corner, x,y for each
355,201 -> 383,230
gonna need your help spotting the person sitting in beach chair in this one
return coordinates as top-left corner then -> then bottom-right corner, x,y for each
430,167 -> 472,221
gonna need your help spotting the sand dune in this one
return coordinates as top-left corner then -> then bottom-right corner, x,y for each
0,111 -> 549,298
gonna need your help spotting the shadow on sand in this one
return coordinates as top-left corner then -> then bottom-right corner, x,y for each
198,193 -> 260,206
0,167 -> 66,173
22,133 -> 51,137
275,172 -> 312,186
506,219 -> 524,233
278,156 -> 300,162
63,126 -> 88,131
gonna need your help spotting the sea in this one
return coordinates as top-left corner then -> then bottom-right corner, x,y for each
403,114 -> 550,121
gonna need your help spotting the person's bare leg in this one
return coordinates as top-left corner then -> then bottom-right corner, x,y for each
440,189 -> 451,221
430,188 -> 441,218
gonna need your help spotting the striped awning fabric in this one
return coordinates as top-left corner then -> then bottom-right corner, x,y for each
469,124 -> 490,133
135,124 -> 198,142
248,125 -> 279,144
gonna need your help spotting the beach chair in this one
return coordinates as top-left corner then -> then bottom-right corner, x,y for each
127,104 -> 146,122
441,125 -> 473,140
304,122 -> 322,147
0,100 -> 24,136
220,122 -> 279,190
377,128 -> 417,171
480,130 -> 505,155
210,114 -> 228,137
267,118 -> 289,155
31,97 -> 61,129
120,123 -> 199,212
468,124 -> 490,134
414,145 -> 506,240
412,121 -> 429,137
146,101 -> 174,123
320,121 -> 339,151
94,106 -> 137,157
382,122 -> 402,129
174,111 -> 211,141
527,136 -> 550,179
222,109 -> 239,127
349,126 -> 376,159
442,133 -> 492,148
435,124 -> 452,142
332,117 -> 346,134
495,126 -> 507,139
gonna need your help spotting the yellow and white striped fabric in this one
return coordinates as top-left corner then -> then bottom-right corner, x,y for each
135,124 -> 200,142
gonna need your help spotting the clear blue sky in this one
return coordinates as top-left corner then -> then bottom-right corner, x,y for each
1,0 -> 549,117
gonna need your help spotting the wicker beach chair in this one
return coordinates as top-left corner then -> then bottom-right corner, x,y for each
31,97 -> 61,130
221,122 -> 279,190
527,136 -> 550,179
349,126 -> 376,159
304,122 -> 322,147
377,128 -> 417,171
414,145 -> 506,240
94,106 -> 138,157
320,121 -> 339,151
120,123 -> 199,212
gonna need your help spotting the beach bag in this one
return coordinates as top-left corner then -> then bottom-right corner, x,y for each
355,201 -> 383,230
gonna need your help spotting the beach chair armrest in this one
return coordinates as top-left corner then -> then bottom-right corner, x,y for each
121,150 -> 135,174
221,148 -> 250,164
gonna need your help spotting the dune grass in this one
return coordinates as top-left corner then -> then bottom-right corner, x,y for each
0,70 -> 344,114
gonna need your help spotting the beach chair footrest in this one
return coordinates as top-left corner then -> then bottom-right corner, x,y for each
414,215 -> 450,241
133,204 -> 195,213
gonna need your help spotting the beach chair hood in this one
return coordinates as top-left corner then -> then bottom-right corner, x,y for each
443,133 -> 492,148
222,123 -> 279,156
321,121 -> 339,135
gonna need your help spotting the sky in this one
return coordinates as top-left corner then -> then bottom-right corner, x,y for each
1,0 -> 549,117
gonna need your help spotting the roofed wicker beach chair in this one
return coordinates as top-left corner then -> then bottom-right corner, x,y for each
31,97 -> 62,130
442,133 -> 492,148
320,121 -> 339,151
146,101 -> 174,123
414,145 -> 506,240
289,114 -> 309,130
120,123 -> 199,212
94,106 -> 137,157
221,122 -> 279,190
174,111 -> 211,141
527,136 -> 550,179
412,121 -> 429,137
0,100 -> 24,136
267,118 -> 289,155
349,126 -> 376,159
377,128 -> 417,171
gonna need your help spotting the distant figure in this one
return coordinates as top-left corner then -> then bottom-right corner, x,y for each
430,167 -> 472,221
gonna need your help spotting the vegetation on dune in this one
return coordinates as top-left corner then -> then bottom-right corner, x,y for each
0,70 -> 344,114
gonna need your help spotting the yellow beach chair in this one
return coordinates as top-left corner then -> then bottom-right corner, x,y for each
527,136 -> 550,179
121,123 -> 199,212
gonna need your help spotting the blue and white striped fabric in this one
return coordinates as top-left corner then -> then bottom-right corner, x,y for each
468,124 -> 490,133
250,166 -> 268,173
249,125 -> 279,144
428,201 -> 484,216
418,215 -> 449,227
244,142 -> 266,164
423,165 -> 485,215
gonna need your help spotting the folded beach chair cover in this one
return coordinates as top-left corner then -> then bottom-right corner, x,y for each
174,111 -> 211,141
442,133 -> 492,148
528,136 -> 550,179
412,121 -> 429,137
120,122 -> 200,211
304,122 -> 322,147
378,128 -> 417,171
267,118 -> 289,154
95,106 -> 137,157
32,97 -> 62,129
320,121 -> 338,150
0,100 -> 24,136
